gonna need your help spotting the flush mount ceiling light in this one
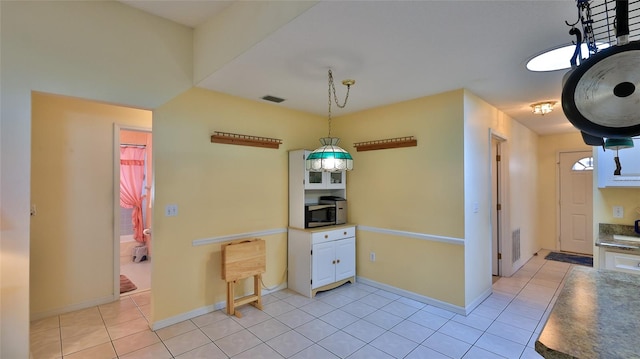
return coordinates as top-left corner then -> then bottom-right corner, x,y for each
531,101 -> 556,115
305,69 -> 355,172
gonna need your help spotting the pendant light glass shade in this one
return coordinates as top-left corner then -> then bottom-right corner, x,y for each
306,69 -> 355,173
306,137 -> 354,172
604,138 -> 634,150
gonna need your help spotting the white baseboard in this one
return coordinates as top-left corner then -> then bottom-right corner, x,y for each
356,276 -> 490,316
31,294 -> 118,321
151,282 -> 288,331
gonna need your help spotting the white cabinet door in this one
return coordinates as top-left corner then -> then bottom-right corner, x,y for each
312,241 -> 336,289
325,171 -> 346,189
604,251 -> 640,274
312,237 -> 356,289
597,137 -> 640,187
334,237 -> 356,281
305,170 -> 327,190
303,151 -> 346,190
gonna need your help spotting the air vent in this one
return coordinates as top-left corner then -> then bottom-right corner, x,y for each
512,228 -> 521,263
261,95 -> 285,103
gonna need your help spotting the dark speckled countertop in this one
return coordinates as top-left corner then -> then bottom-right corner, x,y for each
596,224 -> 640,253
535,266 -> 640,358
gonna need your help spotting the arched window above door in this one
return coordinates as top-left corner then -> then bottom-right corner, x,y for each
572,157 -> 594,171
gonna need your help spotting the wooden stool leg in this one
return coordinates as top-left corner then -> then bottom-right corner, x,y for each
254,274 -> 263,310
226,281 -> 235,316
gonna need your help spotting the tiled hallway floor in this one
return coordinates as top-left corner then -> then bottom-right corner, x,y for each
30,249 -> 574,358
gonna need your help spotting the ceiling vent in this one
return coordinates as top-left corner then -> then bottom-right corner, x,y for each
261,95 -> 285,103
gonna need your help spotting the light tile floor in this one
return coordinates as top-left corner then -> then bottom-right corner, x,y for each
30,249 -> 575,358
120,257 -> 151,296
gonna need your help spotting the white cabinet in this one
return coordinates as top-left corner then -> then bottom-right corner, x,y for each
288,225 -> 356,297
289,150 -> 346,229
604,251 -> 640,275
305,170 -> 346,190
597,137 -> 640,187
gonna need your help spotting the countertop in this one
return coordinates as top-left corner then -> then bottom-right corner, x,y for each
535,266 -> 640,358
596,223 -> 640,253
288,223 -> 357,233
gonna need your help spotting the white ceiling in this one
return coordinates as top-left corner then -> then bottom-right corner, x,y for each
121,0 -> 586,135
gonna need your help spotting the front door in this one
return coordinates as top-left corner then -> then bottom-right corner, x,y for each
559,151 -> 593,255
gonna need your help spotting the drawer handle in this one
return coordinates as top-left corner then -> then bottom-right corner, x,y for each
324,235 -> 328,239
343,231 -> 347,235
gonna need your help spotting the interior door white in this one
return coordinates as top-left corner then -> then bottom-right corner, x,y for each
559,151 -> 593,255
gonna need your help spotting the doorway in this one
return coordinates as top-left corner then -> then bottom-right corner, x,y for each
559,151 -> 593,255
491,135 -> 505,277
117,127 -> 153,295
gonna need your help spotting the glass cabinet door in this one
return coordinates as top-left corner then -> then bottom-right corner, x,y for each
329,172 -> 343,185
308,171 -> 323,185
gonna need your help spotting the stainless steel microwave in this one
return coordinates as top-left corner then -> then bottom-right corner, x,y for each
304,197 -> 347,228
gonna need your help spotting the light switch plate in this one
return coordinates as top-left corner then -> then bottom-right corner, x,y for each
165,204 -> 178,217
613,206 -> 623,218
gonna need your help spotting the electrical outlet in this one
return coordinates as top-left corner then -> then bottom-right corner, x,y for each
165,204 -> 178,217
370,252 -> 376,262
613,206 -> 624,218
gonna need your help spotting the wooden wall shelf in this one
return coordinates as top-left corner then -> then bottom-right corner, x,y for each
353,136 -> 417,152
211,131 -> 282,149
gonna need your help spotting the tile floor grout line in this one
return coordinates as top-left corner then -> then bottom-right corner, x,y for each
36,252 -> 579,359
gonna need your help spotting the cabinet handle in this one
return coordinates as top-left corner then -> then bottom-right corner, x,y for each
325,235 -> 328,239
343,231 -> 347,235
336,259 -> 340,264
332,260 -> 336,264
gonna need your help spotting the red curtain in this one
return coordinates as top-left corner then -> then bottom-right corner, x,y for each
120,147 -> 146,243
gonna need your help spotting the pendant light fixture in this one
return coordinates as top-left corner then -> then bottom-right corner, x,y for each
305,70 -> 355,172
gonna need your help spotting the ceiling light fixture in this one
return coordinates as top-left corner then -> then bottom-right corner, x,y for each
305,70 -> 355,172
531,101 -> 556,115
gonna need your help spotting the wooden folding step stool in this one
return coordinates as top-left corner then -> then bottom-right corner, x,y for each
221,238 -> 266,318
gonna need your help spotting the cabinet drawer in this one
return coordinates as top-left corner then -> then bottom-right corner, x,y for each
312,226 -> 355,244
605,251 -> 640,274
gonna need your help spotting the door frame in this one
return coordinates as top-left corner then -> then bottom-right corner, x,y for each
556,149 -> 593,252
490,130 -> 511,277
112,123 -> 152,298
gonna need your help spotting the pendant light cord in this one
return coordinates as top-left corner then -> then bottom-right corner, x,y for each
327,69 -> 352,137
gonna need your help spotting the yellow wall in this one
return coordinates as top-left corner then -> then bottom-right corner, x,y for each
340,90 -> 465,236
463,91 -> 508,303
151,88 -> 325,322
335,90 -> 467,306
537,132 -> 590,250
1,2 -> 192,356
30,92 -> 152,317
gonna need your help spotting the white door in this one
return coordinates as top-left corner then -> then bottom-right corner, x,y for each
559,151 -> 593,255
